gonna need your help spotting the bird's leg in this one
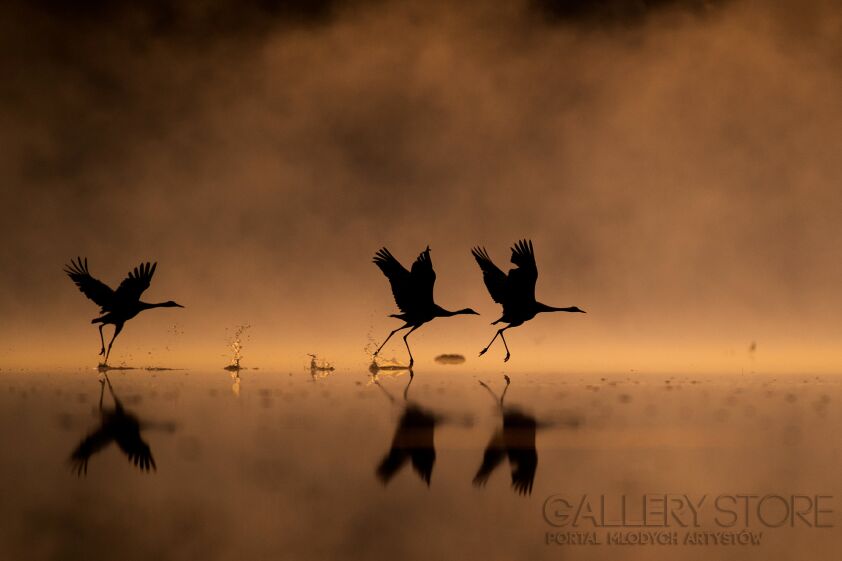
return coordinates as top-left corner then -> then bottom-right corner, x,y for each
374,379 -> 397,404
374,325 -> 409,358
98,325 -> 106,356
478,380 -> 502,410
104,324 -> 124,365
500,375 -> 511,406
403,371 -> 415,401
499,327 -> 512,362
104,375 -> 123,410
98,378 -> 105,411
479,329 -> 503,357
402,325 -> 420,368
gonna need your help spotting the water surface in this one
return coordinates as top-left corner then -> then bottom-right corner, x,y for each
0,367 -> 838,560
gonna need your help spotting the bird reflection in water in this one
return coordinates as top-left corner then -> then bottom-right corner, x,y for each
69,374 -> 173,476
374,372 -> 439,486
473,375 -> 539,496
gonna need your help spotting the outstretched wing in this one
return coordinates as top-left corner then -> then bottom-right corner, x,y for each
373,247 -> 435,314
471,247 -> 507,304
64,257 -> 115,311
69,427 -> 114,476
376,448 -> 408,484
472,430 -> 505,487
115,430 -> 157,472
506,239 -> 538,308
114,262 -> 157,303
373,248 -> 412,312
509,448 -> 537,496
409,246 -> 435,309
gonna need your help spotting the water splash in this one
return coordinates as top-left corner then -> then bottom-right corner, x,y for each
308,354 -> 335,380
224,324 -> 251,371
230,371 -> 241,396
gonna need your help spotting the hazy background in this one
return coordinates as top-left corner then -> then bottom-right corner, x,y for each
1,0 -> 841,373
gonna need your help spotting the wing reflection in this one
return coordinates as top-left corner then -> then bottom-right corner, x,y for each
473,375 -> 538,495
69,374 -> 163,476
374,372 -> 439,486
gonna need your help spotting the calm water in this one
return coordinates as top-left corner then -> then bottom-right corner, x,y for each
0,366 -> 839,560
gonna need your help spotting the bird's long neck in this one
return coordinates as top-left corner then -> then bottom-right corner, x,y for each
139,301 -> 168,310
435,306 -> 473,317
536,303 -> 580,313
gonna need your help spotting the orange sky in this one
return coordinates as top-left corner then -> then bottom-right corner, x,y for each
1,0 -> 841,373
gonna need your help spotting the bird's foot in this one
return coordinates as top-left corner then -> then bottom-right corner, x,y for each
99,348 -> 105,356
408,359 -> 414,368
479,348 -> 488,356
504,353 -> 510,362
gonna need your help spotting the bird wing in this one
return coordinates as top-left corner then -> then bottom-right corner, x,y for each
115,429 -> 157,472
471,247 -> 508,304
69,426 -> 114,476
114,262 -> 157,303
409,246 -> 436,309
509,448 -> 537,496
410,447 -> 436,486
472,430 -> 505,487
506,239 -> 538,309
376,448 -> 408,484
373,248 -> 416,314
64,257 -> 115,312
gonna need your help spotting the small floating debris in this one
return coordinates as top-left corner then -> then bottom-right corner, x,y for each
434,353 -> 466,365
97,364 -> 135,372
309,354 -> 335,380
308,354 -> 335,372
369,359 -> 411,375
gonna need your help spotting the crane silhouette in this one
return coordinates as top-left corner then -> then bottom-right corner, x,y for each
471,240 -> 585,362
69,375 -> 163,476
64,257 -> 183,364
373,246 -> 478,368
374,372 -> 439,486
473,375 -> 539,495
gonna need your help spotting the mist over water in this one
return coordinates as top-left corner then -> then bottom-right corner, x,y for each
1,0 -> 841,372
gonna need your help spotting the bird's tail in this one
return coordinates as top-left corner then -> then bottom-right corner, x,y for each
491,316 -> 505,325
389,313 -> 407,320
91,315 -> 107,324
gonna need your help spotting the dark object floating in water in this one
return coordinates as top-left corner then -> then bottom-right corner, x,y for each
98,363 -> 133,371
308,354 -> 335,372
98,364 -> 182,372
223,364 -> 244,372
369,360 -> 411,375
434,354 -> 466,365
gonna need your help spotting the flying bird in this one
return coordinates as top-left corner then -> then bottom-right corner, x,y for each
471,239 -> 585,362
64,257 -> 183,364
373,246 -> 478,368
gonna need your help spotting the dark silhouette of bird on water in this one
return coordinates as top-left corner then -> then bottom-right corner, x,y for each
473,376 -> 540,495
373,246 -> 478,368
374,372 -> 439,486
69,374 -> 165,476
64,257 -> 183,364
471,239 -> 585,362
